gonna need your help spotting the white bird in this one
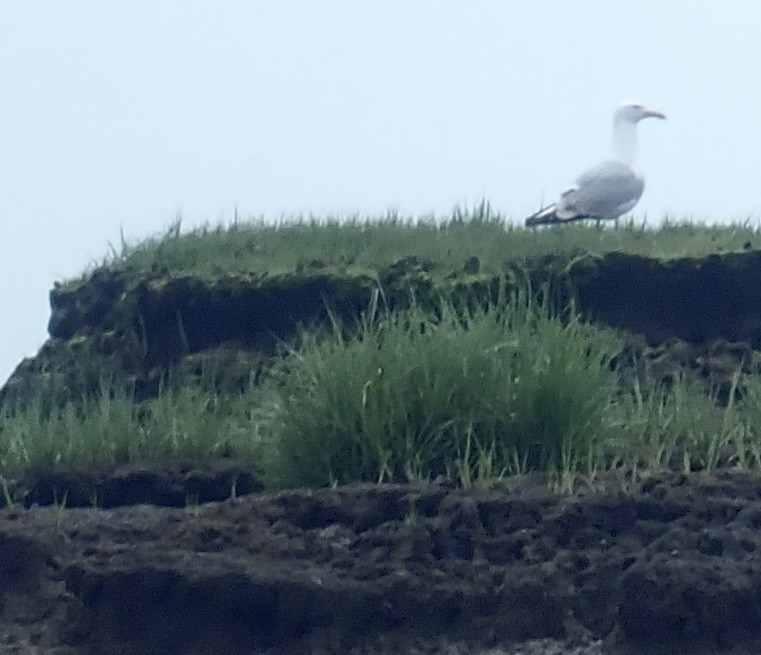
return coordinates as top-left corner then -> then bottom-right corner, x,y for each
525,102 -> 666,227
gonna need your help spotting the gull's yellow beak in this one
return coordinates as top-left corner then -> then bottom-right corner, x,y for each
645,108 -> 667,119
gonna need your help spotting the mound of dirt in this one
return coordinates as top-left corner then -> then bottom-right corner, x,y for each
5,249 -> 761,654
2,472 -> 761,654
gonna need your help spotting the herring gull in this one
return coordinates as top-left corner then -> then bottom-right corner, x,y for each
525,102 -> 665,227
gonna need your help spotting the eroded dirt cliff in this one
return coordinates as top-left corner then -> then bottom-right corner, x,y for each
4,250 -> 761,653
6,250 -> 761,409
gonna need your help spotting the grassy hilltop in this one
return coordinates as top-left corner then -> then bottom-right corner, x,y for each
3,209 -> 761,501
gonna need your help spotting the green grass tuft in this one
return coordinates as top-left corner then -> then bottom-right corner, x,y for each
261,294 -> 624,488
0,380 -> 265,471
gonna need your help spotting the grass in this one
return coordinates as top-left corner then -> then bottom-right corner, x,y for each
64,206 -> 761,291
611,374 -> 746,473
6,212 -> 761,491
261,293 -> 622,488
0,379 -> 265,472
5,289 -> 761,490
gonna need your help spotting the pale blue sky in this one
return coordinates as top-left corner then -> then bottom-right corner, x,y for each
2,1 -> 760,383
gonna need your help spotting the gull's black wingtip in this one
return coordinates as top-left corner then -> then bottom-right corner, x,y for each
524,205 -> 560,227
525,207 -> 594,227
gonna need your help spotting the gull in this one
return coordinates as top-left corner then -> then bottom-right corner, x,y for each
525,102 -> 666,227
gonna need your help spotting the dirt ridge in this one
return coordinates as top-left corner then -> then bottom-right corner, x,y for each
7,250 -> 761,408
2,472 -> 761,653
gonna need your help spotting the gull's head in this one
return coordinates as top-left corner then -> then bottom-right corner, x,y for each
614,102 -> 666,124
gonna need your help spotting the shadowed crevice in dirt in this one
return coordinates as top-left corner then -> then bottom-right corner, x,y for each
132,273 -> 378,367
569,251 -> 761,346
2,459 -> 263,510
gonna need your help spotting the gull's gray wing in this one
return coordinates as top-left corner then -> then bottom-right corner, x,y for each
555,160 -> 645,220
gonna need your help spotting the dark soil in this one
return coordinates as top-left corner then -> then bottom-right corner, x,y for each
2,459 -> 263,510
3,470 -> 761,654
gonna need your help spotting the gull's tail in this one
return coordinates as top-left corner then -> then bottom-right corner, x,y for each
524,205 -> 589,227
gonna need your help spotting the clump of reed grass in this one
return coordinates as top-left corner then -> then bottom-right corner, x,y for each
262,293 -> 625,488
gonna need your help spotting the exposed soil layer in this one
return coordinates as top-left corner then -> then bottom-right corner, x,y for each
1,459 -> 263,510
571,251 -> 761,347
3,471 -> 761,654
6,250 -> 761,408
